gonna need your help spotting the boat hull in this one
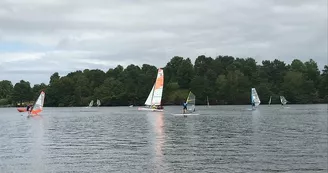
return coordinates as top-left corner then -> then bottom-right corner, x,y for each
137,107 -> 164,112
27,113 -> 40,118
17,108 -> 28,112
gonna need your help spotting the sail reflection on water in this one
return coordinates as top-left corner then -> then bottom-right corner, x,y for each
146,112 -> 166,172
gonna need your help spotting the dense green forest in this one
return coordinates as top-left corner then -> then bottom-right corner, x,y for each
0,55 -> 327,107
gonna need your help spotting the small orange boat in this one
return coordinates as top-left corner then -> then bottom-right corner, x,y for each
17,107 -> 28,112
18,91 -> 46,116
30,91 -> 45,116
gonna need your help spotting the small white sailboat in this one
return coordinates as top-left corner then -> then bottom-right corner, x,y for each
268,96 -> 272,106
251,88 -> 261,110
280,96 -> 288,106
172,91 -> 199,116
86,100 -> 94,108
96,99 -> 101,107
138,68 -> 164,112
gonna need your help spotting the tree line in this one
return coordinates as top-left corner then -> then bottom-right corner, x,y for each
0,55 -> 327,107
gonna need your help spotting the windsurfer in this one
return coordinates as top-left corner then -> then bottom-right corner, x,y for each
182,102 -> 187,114
252,101 -> 255,108
26,104 -> 32,111
26,104 -> 33,116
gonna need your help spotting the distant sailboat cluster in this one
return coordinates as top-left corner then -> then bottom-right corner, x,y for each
16,68 -> 291,117
250,88 -> 290,110
86,99 -> 101,108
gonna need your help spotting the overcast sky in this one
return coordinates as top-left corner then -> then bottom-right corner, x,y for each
0,0 -> 327,85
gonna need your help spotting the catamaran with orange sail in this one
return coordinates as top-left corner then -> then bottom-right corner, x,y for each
27,91 -> 45,117
138,68 -> 164,112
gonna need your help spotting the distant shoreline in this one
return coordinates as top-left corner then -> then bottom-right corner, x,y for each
1,103 -> 327,108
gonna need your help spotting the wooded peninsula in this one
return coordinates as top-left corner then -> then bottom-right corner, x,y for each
0,55 -> 327,107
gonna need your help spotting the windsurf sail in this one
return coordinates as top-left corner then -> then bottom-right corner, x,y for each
30,91 -> 45,115
88,100 -> 94,107
96,99 -> 101,107
144,68 -> 164,107
268,96 -> 272,105
251,88 -> 261,108
280,96 -> 288,105
186,91 -> 196,112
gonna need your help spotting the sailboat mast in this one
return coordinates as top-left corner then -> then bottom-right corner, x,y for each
186,91 -> 191,103
207,96 -> 209,106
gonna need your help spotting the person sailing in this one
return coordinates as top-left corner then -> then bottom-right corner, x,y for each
27,104 -> 33,117
252,101 -> 255,109
182,102 -> 188,114
26,104 -> 33,112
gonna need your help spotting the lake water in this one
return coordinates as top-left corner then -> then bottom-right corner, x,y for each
0,104 -> 327,173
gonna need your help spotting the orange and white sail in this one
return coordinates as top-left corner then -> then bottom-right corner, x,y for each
30,91 -> 45,115
145,68 -> 164,106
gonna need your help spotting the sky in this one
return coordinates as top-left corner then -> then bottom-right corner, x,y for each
0,0 -> 327,85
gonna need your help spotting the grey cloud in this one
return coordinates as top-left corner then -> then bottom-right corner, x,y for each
0,0 -> 327,85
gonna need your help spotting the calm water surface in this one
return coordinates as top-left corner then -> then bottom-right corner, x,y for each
0,105 -> 327,173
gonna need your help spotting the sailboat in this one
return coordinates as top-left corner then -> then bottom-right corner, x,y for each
172,91 -> 199,116
96,99 -> 101,107
86,100 -> 94,108
251,88 -> 261,110
280,96 -> 288,105
138,68 -> 164,112
268,96 -> 272,106
28,91 -> 46,117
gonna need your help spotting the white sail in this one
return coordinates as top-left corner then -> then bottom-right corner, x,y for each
145,85 -> 155,106
280,96 -> 288,105
88,100 -> 94,107
30,91 -> 45,115
251,88 -> 261,107
144,68 -> 164,106
186,91 -> 196,112
268,96 -> 272,105
96,99 -> 101,106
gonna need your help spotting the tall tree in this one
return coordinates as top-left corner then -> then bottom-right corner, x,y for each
0,80 -> 13,105
11,80 -> 33,105
177,58 -> 194,89
0,80 -> 13,99
319,65 -> 328,101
